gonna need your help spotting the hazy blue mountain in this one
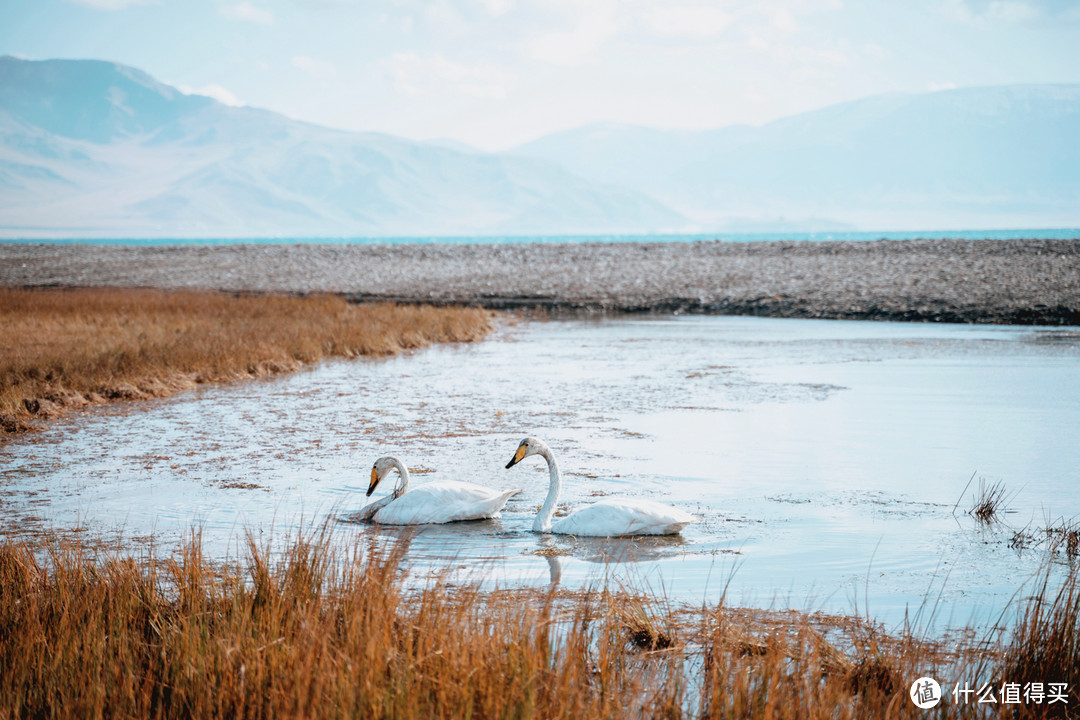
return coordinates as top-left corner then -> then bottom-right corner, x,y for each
0,56 -> 683,238
4,55 -> 1077,237
510,86 -> 1080,231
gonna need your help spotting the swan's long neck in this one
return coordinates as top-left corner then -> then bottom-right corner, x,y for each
533,445 -> 561,533
390,457 -> 410,498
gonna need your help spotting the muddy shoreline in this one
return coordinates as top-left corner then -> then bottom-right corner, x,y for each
3,238 -> 1078,324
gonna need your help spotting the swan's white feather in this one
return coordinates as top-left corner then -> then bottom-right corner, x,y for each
354,495 -> 394,522
551,497 -> 695,537
373,480 -> 519,525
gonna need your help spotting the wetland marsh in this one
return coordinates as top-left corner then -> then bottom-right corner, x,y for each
5,313 -> 1078,634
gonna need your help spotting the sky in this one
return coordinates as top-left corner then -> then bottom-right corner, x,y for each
2,0 -> 1079,151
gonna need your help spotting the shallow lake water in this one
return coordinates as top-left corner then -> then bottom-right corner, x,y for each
3,315 -> 1079,634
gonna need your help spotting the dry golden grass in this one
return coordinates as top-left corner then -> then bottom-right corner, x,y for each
0,288 -> 492,431
2,528 -> 1073,719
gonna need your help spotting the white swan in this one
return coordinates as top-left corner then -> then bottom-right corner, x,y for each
352,460 -> 407,522
505,437 -> 696,537
362,456 -> 521,525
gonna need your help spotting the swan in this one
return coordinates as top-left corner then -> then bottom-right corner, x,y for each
362,456 -> 521,525
505,437 -> 696,537
352,460 -> 407,522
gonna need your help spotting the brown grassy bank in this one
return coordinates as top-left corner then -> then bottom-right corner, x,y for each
0,288 -> 492,432
0,530 -> 1076,719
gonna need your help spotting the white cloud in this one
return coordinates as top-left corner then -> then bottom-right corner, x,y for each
178,83 -> 244,106
764,6 -> 799,34
292,55 -> 338,80
942,0 -> 1040,23
862,42 -> 890,63
381,52 -> 514,99
525,1 -> 619,66
639,5 -> 732,38
928,81 -> 958,92
62,0 -> 152,9
477,0 -> 513,17
220,2 -> 275,24
985,0 -> 1039,22
791,47 -> 848,78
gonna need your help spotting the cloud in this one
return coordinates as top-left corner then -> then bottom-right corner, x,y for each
380,52 -> 514,99
985,0 -> 1040,21
177,83 -> 244,106
219,2 -> 274,24
928,81 -> 958,91
525,1 -> 619,65
638,5 -> 733,38
477,0 -> 513,17
861,42 -> 891,63
61,0 -> 153,9
292,55 -> 338,81
941,0 -> 1041,23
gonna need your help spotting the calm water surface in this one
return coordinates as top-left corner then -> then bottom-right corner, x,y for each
3,228 -> 1078,245
3,316 -> 1079,633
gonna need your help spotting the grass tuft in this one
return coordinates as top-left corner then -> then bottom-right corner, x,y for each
1046,520 -> 1080,557
968,478 -> 1010,523
1001,567 -> 1080,716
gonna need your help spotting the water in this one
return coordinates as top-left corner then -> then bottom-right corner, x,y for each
0,228 -> 1077,245
3,316 -> 1079,634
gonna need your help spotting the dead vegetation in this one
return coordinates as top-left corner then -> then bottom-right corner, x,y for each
1,528 -> 1075,719
0,287 -> 492,432
967,478 -> 1012,523
1001,566 -> 1080,719
1011,518 -> 1080,558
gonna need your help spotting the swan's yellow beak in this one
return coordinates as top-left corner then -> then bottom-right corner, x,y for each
505,444 -> 527,469
366,466 -> 380,497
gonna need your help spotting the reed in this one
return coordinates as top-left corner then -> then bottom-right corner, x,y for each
1001,566 -> 1080,718
0,288 -> 492,431
3,528 -> 1071,720
968,479 -> 1010,523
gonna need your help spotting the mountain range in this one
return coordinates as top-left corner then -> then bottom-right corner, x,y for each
1,55 -> 1078,238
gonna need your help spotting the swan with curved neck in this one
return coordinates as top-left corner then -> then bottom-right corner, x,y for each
505,437 -> 696,537
353,457 -> 410,522
361,455 -> 521,525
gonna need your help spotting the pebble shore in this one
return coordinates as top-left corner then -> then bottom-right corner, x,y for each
2,238 -> 1078,324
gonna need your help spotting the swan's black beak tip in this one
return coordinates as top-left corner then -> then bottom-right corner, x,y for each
505,458 -> 517,469
365,487 -> 375,497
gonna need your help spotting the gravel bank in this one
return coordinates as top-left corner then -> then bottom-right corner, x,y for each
2,239 -> 1078,324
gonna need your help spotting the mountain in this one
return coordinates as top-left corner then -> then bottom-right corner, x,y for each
509,86 -> 1080,231
0,56 -> 684,238
3,56 -> 1077,238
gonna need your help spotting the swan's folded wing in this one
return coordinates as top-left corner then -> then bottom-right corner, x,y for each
352,495 -> 392,522
552,497 -> 695,537
373,481 -> 520,525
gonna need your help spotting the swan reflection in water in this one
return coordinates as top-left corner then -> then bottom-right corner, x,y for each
335,515 -> 692,589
